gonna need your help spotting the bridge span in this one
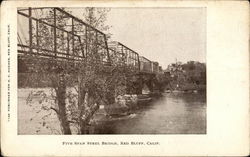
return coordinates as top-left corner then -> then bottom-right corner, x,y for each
17,7 -> 166,134
17,7 -> 165,96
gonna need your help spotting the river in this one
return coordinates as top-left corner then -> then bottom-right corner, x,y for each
91,92 -> 206,134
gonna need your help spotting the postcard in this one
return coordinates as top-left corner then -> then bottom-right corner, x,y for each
1,0 -> 249,156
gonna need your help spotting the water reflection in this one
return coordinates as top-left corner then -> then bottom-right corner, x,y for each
91,93 -> 206,134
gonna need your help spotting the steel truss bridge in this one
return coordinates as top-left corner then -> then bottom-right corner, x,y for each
17,7 -> 163,75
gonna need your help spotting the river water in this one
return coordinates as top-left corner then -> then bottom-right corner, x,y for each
91,92 -> 206,134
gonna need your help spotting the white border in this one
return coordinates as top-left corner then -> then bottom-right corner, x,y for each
1,1 -> 249,156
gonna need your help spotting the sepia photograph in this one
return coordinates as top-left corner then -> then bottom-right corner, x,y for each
17,7 -> 206,135
1,1 -> 249,156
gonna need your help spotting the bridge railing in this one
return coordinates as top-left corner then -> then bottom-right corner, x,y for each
152,61 -> 159,73
108,41 -> 140,71
139,56 -> 152,73
108,47 -> 125,66
17,7 -> 162,74
139,56 -> 160,74
17,7 -> 110,64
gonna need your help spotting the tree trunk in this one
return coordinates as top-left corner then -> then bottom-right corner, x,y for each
80,120 -> 88,134
57,73 -> 71,134
78,91 -> 100,134
79,92 -> 89,134
78,77 -> 88,134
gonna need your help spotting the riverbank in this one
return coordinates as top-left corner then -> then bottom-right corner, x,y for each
89,92 -> 206,134
165,89 -> 206,94
96,93 -> 159,117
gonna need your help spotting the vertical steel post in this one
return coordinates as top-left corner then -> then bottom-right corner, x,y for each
53,8 -> 57,57
72,18 -> 74,57
78,37 -> 85,58
36,20 -> 39,53
67,33 -> 69,58
85,27 -> 88,56
132,53 -> 134,67
151,62 -> 153,73
129,50 -> 131,65
128,50 -> 130,65
121,45 -> 124,64
95,31 -> 98,54
104,35 -> 110,65
28,7 -> 32,54
129,50 -> 131,66
133,53 -> 135,66
137,53 -> 140,71
126,49 -> 128,66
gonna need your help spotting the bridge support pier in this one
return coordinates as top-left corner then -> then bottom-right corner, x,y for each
124,73 -> 160,95
137,73 -> 160,95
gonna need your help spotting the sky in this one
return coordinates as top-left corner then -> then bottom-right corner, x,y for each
18,8 -> 206,69
106,8 -> 206,69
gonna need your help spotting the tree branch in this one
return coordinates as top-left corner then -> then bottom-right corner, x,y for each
50,107 -> 59,115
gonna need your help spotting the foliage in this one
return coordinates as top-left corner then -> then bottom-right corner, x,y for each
22,7 -> 134,134
164,61 -> 206,91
